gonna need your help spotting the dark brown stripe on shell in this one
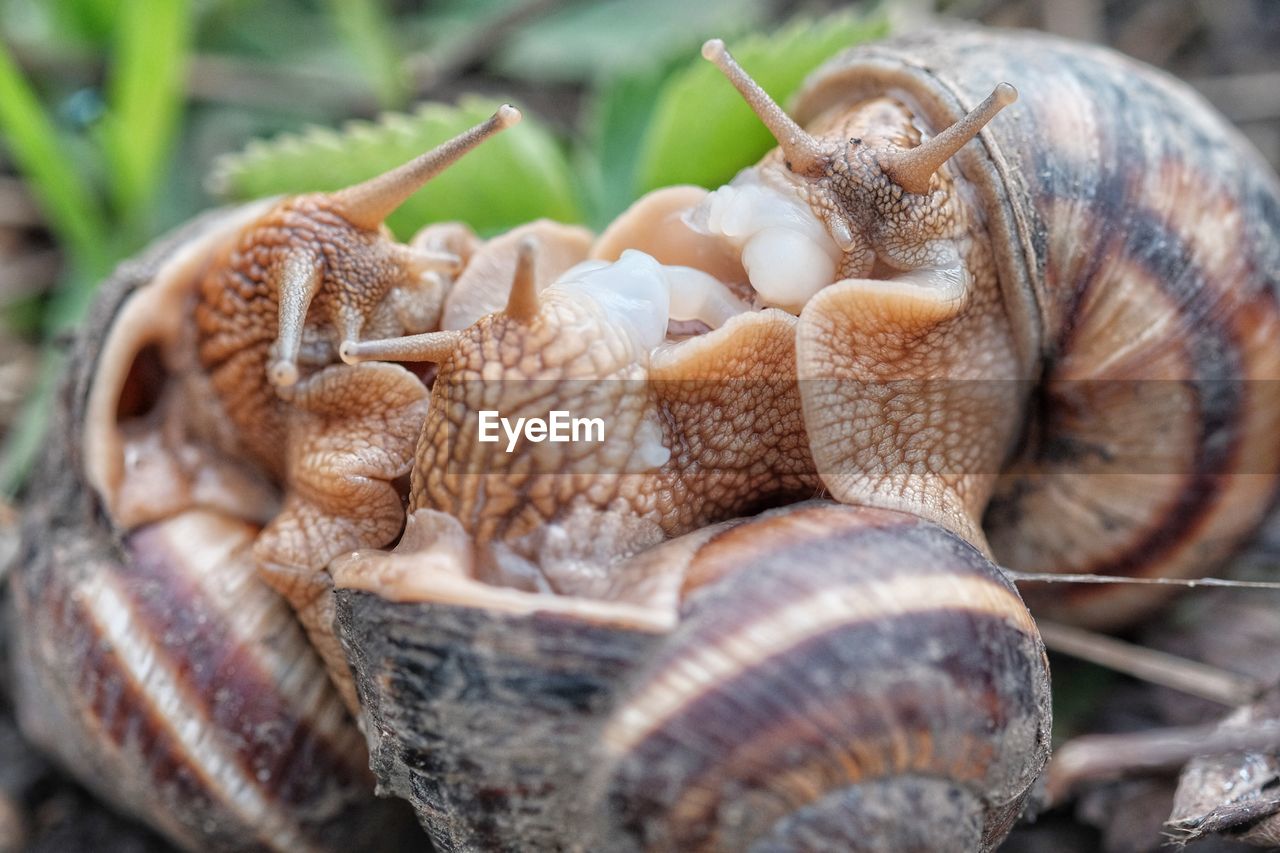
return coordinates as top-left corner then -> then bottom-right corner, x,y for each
812,30 -> 1279,620
981,42 -> 1277,606
679,503 -> 918,598
1055,210 -> 1242,578
1009,143 -> 1261,594
602,515 -> 1047,850
26,521 -> 372,852
604,606 -> 1047,851
66,589 -> 263,850
28,551 -> 250,850
122,523 -> 371,800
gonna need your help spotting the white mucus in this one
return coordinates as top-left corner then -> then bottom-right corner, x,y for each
546,250 -> 748,352
686,170 -> 841,313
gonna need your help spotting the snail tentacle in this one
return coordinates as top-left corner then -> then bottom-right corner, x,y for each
333,104 -> 521,230
268,249 -> 322,388
879,82 -> 1018,194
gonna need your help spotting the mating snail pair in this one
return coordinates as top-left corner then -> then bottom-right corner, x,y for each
8,22 -> 1280,853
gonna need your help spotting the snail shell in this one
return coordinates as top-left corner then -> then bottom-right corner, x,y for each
340,27 -> 1280,635
333,501 -> 1051,852
15,18 -> 1278,849
7,209 -> 414,851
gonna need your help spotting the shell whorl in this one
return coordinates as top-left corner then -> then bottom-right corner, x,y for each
10,512 -> 382,852
793,28 -> 1280,627
597,503 -> 1051,851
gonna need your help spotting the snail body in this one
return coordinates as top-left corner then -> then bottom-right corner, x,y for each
342,237 -> 818,591
580,27 -> 1280,627
781,28 -> 1280,626
332,24 -> 1280,850
342,27 -> 1280,624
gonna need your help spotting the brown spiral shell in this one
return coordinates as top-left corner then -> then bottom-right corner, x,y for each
10,22 -> 1280,853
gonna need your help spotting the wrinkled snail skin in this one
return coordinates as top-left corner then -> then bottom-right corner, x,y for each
3,110 -> 524,850
197,108 -> 519,713
788,28 -> 1280,628
382,26 -> 1280,650
333,502 -> 1051,852
407,279 -> 820,589
8,213 -> 414,852
338,225 -> 819,593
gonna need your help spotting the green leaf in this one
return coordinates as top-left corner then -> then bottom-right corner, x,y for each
47,0 -> 120,47
0,350 -> 62,498
209,97 -> 585,238
100,0 -> 193,239
577,58 -> 681,228
636,11 -> 888,193
323,0 -> 408,109
0,39 -> 109,275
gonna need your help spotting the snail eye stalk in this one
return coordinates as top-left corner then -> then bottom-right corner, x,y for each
880,83 -> 1017,194
701,38 -> 826,177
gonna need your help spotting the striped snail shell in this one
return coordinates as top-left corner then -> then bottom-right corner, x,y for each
342,26 -> 1280,629
13,17 -> 1277,850
333,501 -> 1051,852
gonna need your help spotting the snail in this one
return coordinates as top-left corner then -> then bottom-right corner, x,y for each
5,18 -> 1278,853
329,23 -> 1279,850
5,110 -> 523,851
690,28 -> 1280,630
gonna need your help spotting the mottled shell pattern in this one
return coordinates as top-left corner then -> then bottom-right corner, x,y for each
332,25 -> 1278,851
7,108 -> 527,851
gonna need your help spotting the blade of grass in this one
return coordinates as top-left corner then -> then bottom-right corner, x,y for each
0,41 -> 109,274
325,0 -> 408,109
0,41 -> 113,497
50,0 -> 121,46
101,0 -> 193,241
0,351 -> 62,497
